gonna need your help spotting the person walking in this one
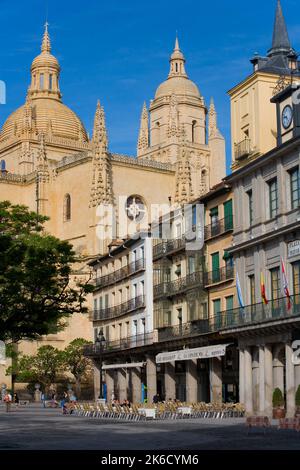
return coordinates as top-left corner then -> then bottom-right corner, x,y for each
4,391 -> 12,412
41,392 -> 46,408
13,393 -> 19,407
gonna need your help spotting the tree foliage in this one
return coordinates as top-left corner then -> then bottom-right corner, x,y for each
6,339 -> 92,397
6,345 -> 64,391
61,338 -> 92,396
0,201 -> 93,342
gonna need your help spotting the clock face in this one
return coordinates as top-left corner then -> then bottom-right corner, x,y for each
282,105 -> 293,130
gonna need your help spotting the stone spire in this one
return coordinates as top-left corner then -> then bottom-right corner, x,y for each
174,147 -> 194,205
268,0 -> 292,57
137,102 -> 149,156
90,101 -> 113,207
208,98 -> 223,139
169,36 -> 187,78
167,94 -> 180,138
41,22 -> 51,53
92,100 -> 108,152
36,133 -> 50,215
174,130 -> 194,205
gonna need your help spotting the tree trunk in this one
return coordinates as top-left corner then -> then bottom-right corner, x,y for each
75,377 -> 81,399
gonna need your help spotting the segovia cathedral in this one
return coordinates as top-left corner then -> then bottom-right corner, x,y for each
0,25 -> 225,383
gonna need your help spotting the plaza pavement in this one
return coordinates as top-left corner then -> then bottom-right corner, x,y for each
0,404 -> 299,450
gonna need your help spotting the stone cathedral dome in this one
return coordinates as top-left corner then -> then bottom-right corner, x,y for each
0,24 -> 88,144
154,38 -> 201,100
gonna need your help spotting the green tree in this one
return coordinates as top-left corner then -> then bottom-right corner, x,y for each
7,345 -> 64,393
62,338 -> 92,398
272,388 -> 284,408
0,201 -> 93,343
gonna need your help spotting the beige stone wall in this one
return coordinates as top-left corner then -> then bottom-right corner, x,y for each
229,72 -> 279,168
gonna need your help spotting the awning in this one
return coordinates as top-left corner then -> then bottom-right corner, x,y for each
102,362 -> 145,370
156,344 -> 230,364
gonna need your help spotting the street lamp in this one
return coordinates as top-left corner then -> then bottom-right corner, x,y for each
96,330 -> 106,399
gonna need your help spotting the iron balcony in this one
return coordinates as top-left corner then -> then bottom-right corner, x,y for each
93,295 -> 145,321
153,271 -> 203,299
84,332 -> 153,356
204,216 -> 233,240
94,258 -> 145,289
204,266 -> 235,287
234,138 -> 251,160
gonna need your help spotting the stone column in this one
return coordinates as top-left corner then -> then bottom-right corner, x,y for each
259,346 -> 265,413
105,370 -> 114,403
165,362 -> 176,400
131,368 -> 142,404
252,348 -> 259,412
146,356 -> 157,402
239,348 -> 245,404
117,369 -> 127,402
186,359 -> 198,403
210,357 -> 222,403
264,345 -> 273,417
286,343 -> 295,418
244,347 -> 253,414
273,358 -> 284,392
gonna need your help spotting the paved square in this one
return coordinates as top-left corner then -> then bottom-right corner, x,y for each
0,405 -> 300,450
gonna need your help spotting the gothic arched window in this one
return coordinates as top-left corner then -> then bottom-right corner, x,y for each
64,194 -> 71,221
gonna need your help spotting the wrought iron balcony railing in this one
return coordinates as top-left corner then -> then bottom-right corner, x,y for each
204,216 -> 233,240
154,271 -> 203,299
94,258 -> 145,289
204,266 -> 234,287
213,293 -> 300,331
157,319 -> 209,342
234,138 -> 251,160
84,332 -> 153,356
93,295 -> 145,321
153,238 -> 186,260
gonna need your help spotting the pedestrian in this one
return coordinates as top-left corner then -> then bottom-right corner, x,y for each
41,392 -> 46,408
3,391 -> 12,412
13,393 -> 19,406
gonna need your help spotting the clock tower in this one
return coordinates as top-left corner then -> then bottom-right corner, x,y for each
271,83 -> 300,146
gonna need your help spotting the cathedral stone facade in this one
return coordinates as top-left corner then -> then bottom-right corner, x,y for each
0,25 -> 226,387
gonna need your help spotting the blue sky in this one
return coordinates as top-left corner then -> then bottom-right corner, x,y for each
0,0 -> 299,173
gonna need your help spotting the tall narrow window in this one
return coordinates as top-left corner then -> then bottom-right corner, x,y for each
290,167 -> 300,210
226,296 -> 234,312
49,74 -> 53,90
63,194 -> 71,221
249,274 -> 255,305
268,178 -> 278,219
40,73 -> 44,90
191,121 -> 197,143
293,261 -> 300,296
270,267 -> 280,310
224,199 -> 233,231
247,190 -> 253,226
0,160 -> 6,172
213,299 -> 221,328
211,252 -> 220,283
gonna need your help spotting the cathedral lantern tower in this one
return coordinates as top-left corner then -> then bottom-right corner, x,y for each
0,24 -> 89,174
137,37 -> 226,196
28,22 -> 62,102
